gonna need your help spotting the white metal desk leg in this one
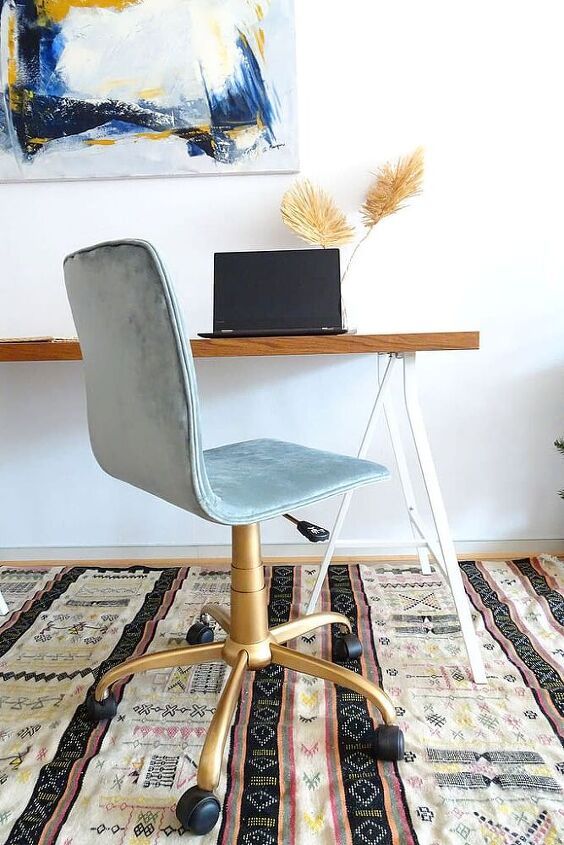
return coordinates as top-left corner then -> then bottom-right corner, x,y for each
377,355 -> 432,576
0,590 -> 7,616
306,354 -> 397,614
403,353 -> 487,684
383,397 -> 432,575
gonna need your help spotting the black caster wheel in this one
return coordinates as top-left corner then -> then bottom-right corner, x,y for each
176,786 -> 221,835
186,621 -> 214,645
334,632 -> 363,661
86,691 -> 117,722
373,725 -> 405,761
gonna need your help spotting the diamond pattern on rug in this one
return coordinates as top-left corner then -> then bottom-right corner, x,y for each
0,557 -> 562,844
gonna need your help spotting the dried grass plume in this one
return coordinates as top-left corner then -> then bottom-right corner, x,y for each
362,147 -> 424,229
281,179 -> 356,248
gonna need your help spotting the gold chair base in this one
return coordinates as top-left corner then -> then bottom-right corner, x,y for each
92,524 -> 397,794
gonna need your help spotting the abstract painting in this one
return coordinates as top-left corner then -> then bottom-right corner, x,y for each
0,0 -> 297,181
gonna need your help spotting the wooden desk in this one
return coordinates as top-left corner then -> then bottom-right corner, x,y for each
0,332 -> 479,362
0,330 -> 485,683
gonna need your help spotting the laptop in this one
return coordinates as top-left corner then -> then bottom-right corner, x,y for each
198,248 -> 347,338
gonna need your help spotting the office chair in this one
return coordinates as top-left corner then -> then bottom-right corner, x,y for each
64,240 -> 404,836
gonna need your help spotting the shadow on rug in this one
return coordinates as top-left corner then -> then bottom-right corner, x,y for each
0,558 -> 562,844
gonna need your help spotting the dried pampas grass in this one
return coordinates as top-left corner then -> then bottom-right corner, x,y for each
362,147 -> 424,229
280,148 -> 424,289
281,179 -> 355,248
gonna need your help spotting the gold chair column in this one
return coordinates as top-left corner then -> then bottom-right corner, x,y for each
222,523 -> 272,669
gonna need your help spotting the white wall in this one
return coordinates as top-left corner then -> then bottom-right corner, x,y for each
1,0 -> 563,554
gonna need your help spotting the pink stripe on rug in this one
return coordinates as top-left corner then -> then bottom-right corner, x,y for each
351,565 -> 417,845
529,557 -> 564,632
531,556 -> 562,592
218,672 -> 252,843
278,566 -> 298,845
322,571 -> 352,845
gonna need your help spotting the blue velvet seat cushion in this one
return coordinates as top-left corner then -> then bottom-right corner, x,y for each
203,438 -> 389,525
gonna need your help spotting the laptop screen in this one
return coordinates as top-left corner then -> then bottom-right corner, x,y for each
213,249 -> 342,332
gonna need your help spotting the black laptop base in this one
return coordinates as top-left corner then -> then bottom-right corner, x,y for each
198,327 -> 347,339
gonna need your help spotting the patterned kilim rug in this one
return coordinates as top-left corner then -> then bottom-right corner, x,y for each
0,558 -> 562,845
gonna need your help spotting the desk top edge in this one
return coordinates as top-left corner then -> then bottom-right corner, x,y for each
0,331 -> 480,362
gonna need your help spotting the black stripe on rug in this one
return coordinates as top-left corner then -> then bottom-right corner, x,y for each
229,565 -> 295,845
0,568 -> 84,658
328,564 -> 394,845
513,558 -> 564,627
460,561 -> 564,719
5,566 -> 182,845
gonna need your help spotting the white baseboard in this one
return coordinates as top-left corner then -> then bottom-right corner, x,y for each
1,539 -> 563,563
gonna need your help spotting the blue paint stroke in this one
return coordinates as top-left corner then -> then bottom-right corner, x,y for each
0,107 -> 11,151
197,33 -> 278,163
38,22 -> 66,97
186,140 -> 205,156
12,93 -> 172,156
206,34 -> 276,140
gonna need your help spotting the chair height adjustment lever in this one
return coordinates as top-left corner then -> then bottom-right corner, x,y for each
283,514 -> 330,543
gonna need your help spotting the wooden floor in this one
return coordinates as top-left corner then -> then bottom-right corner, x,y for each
1,552 -> 557,570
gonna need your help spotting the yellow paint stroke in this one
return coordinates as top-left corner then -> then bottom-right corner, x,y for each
248,0 -> 270,15
138,87 -> 164,101
255,28 -> 265,60
224,124 -> 261,148
7,16 -> 17,87
135,126 -> 211,142
37,0 -> 142,24
134,129 -> 174,141
7,14 -> 22,112
210,17 -> 231,74
29,137 -> 49,145
225,126 -> 248,140
99,78 -> 136,94
82,126 -> 213,149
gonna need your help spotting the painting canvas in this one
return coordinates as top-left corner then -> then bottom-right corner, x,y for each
0,0 -> 297,181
